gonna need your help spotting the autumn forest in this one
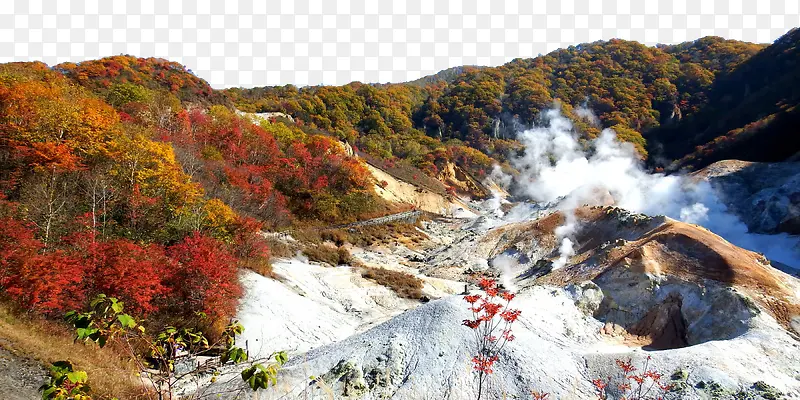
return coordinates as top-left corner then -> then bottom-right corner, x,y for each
2,28 -> 799,337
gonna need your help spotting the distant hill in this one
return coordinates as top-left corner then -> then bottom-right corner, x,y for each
47,34 -> 791,175
405,65 -> 484,87
54,55 -> 231,106
18,35 -> 788,175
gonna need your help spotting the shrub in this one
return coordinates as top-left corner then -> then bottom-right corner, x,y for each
166,232 -> 241,322
40,360 -> 93,400
240,256 -> 275,279
592,356 -> 672,400
0,217 -> 87,315
337,247 -> 353,265
360,267 -> 423,299
320,230 -> 348,247
291,228 -> 324,245
302,244 -> 351,266
92,238 -> 170,316
263,236 -> 296,259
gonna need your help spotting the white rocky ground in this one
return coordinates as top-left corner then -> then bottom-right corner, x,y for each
235,252 -> 465,360
188,201 -> 800,399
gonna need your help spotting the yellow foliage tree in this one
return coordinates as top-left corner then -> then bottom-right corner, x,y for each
201,198 -> 239,243
108,126 -> 203,212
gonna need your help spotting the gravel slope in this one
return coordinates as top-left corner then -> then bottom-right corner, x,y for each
0,345 -> 47,400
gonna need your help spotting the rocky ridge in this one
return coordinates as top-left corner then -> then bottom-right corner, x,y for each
694,160 -> 800,235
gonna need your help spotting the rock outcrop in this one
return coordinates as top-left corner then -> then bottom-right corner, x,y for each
694,160 -> 800,235
366,163 -> 474,216
436,161 -> 492,199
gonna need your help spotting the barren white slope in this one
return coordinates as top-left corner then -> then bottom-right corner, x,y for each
198,205 -> 800,399
208,285 -> 800,399
236,251 -> 465,359
236,259 -> 419,358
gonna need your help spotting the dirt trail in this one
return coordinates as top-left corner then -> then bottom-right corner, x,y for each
0,343 -> 47,400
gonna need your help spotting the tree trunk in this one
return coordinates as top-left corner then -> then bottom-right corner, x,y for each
476,371 -> 484,400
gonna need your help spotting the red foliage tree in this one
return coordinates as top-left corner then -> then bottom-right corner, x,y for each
91,239 -> 170,316
22,251 -> 86,314
166,232 -> 241,321
0,217 -> 86,314
231,216 -> 271,261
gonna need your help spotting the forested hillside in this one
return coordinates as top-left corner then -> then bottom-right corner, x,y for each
54,55 -> 231,106
0,58 -> 384,332
647,28 -> 800,170
227,35 -> 773,170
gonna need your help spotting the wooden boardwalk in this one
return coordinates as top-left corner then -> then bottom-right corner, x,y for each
261,209 -> 442,240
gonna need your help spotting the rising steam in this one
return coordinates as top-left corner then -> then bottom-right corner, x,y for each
506,108 -> 800,270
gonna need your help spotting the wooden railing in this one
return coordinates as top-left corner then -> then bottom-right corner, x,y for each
335,210 -> 425,229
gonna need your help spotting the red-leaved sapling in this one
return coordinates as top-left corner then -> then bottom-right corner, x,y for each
592,356 -> 672,400
462,277 -> 522,400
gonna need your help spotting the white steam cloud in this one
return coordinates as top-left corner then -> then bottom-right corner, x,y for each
508,109 -> 800,270
491,254 -> 519,292
574,105 -> 601,126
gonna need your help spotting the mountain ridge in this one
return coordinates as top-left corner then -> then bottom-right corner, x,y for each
224,33 -> 779,173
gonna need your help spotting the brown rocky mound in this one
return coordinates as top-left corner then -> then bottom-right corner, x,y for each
483,211 -> 566,254
608,220 -> 798,331
526,206 -> 800,346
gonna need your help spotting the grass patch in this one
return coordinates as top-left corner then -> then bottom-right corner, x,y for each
289,222 -> 428,268
290,227 -> 324,245
272,221 -> 429,270
239,255 -> 277,279
360,267 -> 424,300
0,303 -> 148,399
303,245 -> 352,266
263,236 -> 297,259
328,223 -> 429,248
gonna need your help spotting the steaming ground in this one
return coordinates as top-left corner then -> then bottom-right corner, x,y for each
188,109 -> 800,398
507,109 -> 800,270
